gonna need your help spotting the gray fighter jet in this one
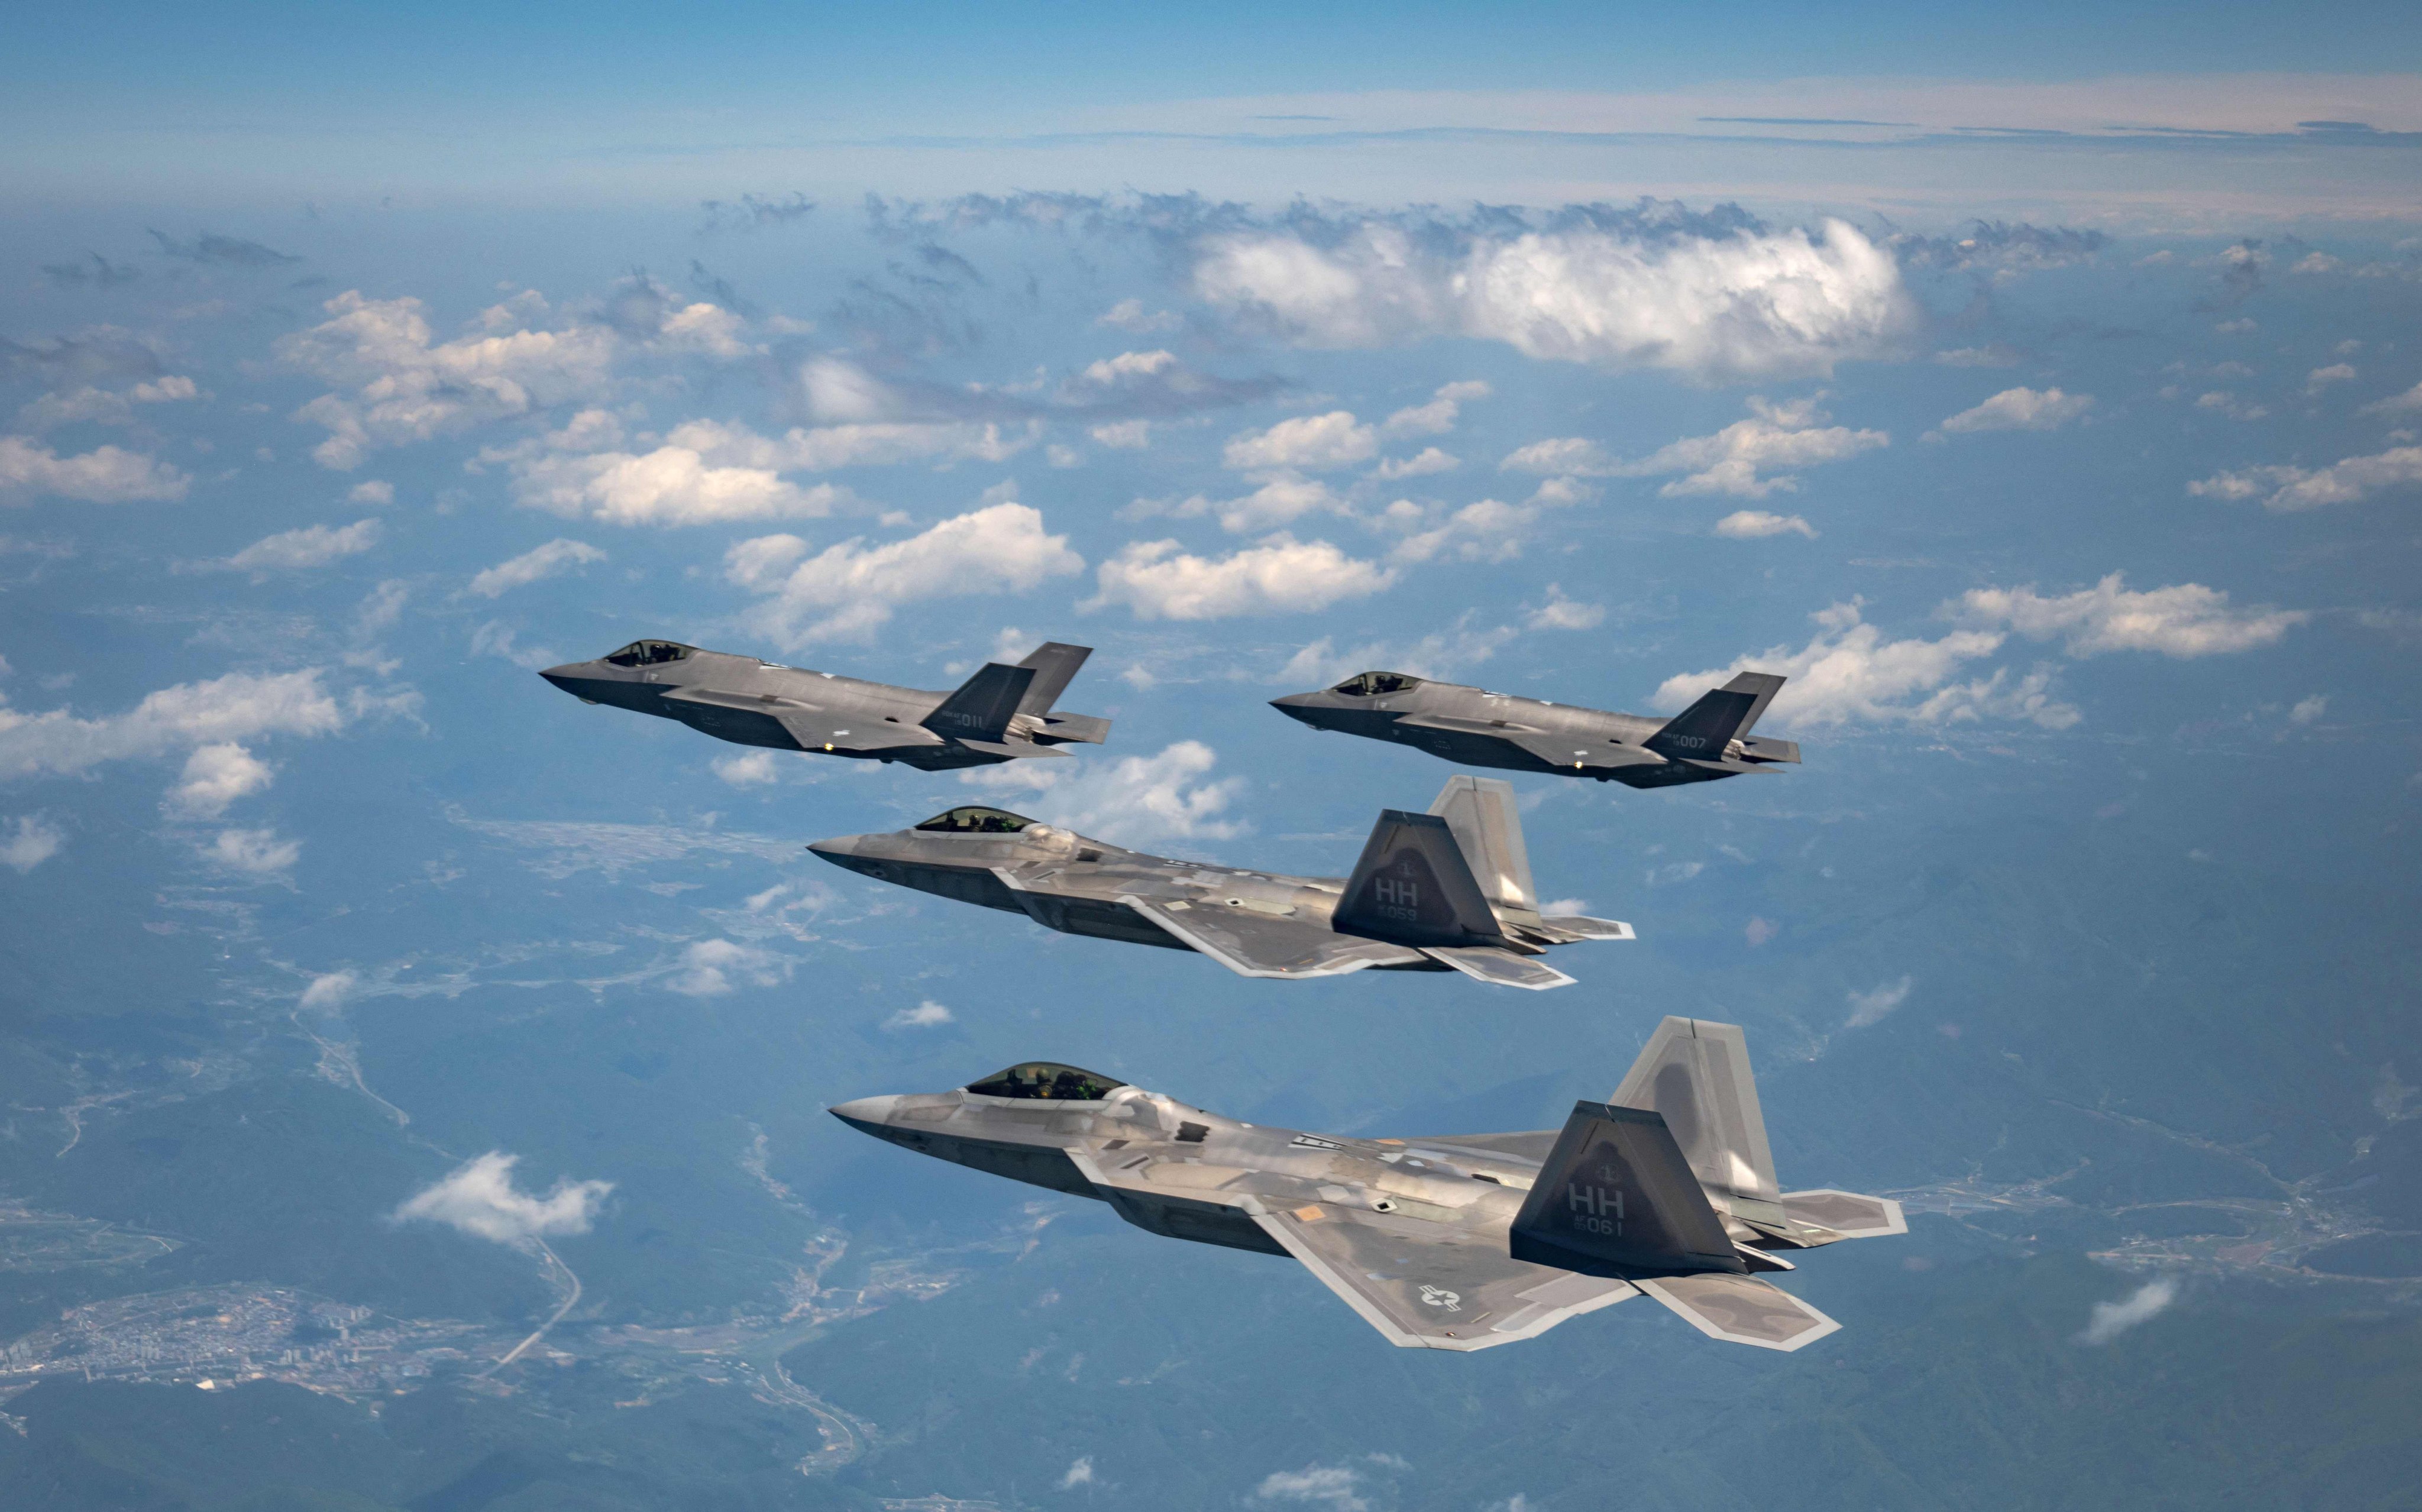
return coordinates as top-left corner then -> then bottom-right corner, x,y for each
809,775 -> 1628,990
1270,670 -> 1799,788
832,1016 -> 1904,1352
538,639 -> 1109,772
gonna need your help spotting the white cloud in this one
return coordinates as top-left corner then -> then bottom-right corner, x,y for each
1056,1456 -> 1096,1490
1502,395 -> 1885,497
2194,390 -> 2268,423
2362,380 -> 2422,416
354,580 -> 410,639
1715,509 -> 1816,539
1098,298 -> 1181,334
206,827 -> 301,874
962,740 -> 1245,847
664,938 -> 789,996
1388,497 -> 1535,564
165,743 -> 274,818
298,970 -> 357,1011
1090,419 -> 1151,449
1955,574 -> 2305,658
393,1151 -> 613,1245
1087,535 -> 1395,620
1079,348 -> 1178,385
1224,411 -> 1379,472
2191,446 -> 2422,510
1195,217 -> 1910,380
1,814 -> 63,873
885,1000 -> 956,1031
2290,694 -> 2328,725
1253,1465 -> 1368,1512
0,436 -> 190,503
1157,474 -> 1351,535
1526,585 -> 1604,630
1845,975 -> 1913,1028
1382,380 -> 1492,436
2077,1277 -> 2178,1345
0,668 -> 355,779
222,518 -> 383,574
1933,386 -> 2094,435
468,538 -> 606,597
1655,601 -> 2076,730
727,500 -> 1084,647
502,423 -> 849,527
712,750 -> 784,786
1275,620 -> 1518,686
1370,447 -> 1459,480
280,291 -> 618,468
2305,363 -> 2358,394
348,479 -> 395,505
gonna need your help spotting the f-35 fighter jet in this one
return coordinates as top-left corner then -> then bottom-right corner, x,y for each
832,1016 -> 1904,1352
809,775 -> 1628,990
539,639 -> 1110,772
1270,670 -> 1799,788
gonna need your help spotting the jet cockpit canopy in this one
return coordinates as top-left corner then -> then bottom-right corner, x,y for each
1331,671 -> 1422,697
603,640 -> 694,668
913,806 -> 1037,834
965,1062 -> 1127,1102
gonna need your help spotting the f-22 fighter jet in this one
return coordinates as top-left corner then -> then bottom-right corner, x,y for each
1271,669 -> 1799,788
810,775 -> 1628,990
539,639 -> 1109,772
833,1016 -> 1905,1352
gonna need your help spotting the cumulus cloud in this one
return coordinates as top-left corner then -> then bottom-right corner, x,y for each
2306,363 -> 2358,394
1502,395 -> 1885,497
884,1000 -> 956,1031
712,751 -> 784,786
468,538 -> 606,597
1388,498 -> 1536,564
1275,620 -> 1519,686
1845,976 -> 1914,1028
1655,601 -> 2075,730
348,479 -> 395,505
165,743 -> 274,818
664,938 -> 789,996
1716,509 -> 1817,539
1091,419 -> 1151,450
727,499 -> 1084,647
1151,474 -> 1352,535
221,519 -> 383,574
1,814 -> 63,873
2290,694 -> 2328,725
2190,446 -> 2422,510
1955,574 -> 2304,657
298,970 -> 357,1011
1253,1465 -> 1369,1512
0,668 -> 358,779
1056,1456 -> 1096,1490
1526,585 -> 1604,630
1370,448 -> 1459,480
1224,411 -> 1379,472
1097,298 -> 1179,334
0,436 -> 190,503
279,291 -> 618,468
205,827 -> 302,874
2362,380 -> 2422,416
393,1151 -> 613,1245
1932,386 -> 2094,435
1382,380 -> 1492,437
2077,1277 -> 2178,1345
1194,215 -> 1910,381
962,740 -> 1246,846
1087,535 -> 1395,620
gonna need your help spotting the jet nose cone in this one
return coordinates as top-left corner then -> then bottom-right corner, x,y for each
537,663 -> 587,692
1268,694 -> 1320,722
806,836 -> 862,862
829,1095 -> 903,1132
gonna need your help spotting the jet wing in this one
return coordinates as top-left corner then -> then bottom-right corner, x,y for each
657,688 -> 944,755
1120,896 -> 1429,979
1252,1201 -> 1637,1351
1631,1273 -> 1841,1351
1392,715 -> 1670,776
1402,1131 -> 1560,1165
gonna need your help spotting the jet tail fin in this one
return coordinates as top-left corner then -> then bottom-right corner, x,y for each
1013,642 -> 1092,715
923,663 -> 1037,742
1333,810 -> 1506,947
1611,1017 -> 1783,1224
1425,775 -> 1539,924
1508,1102 -> 1745,1280
1645,672 -> 1786,758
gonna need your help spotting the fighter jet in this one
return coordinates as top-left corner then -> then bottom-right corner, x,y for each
538,639 -> 1110,772
809,775 -> 1628,990
1270,670 -> 1800,788
832,1016 -> 1904,1352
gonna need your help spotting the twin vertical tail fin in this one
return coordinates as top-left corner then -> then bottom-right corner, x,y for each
1426,775 -> 1540,927
1013,642 -> 1092,715
1646,672 -> 1786,759
923,663 -> 1038,742
1610,1016 -> 1784,1226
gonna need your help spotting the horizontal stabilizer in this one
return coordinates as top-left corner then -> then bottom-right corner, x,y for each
952,738 -> 1069,759
1535,915 -> 1634,941
1031,711 -> 1111,746
1738,735 -> 1799,765
924,662 -> 1036,742
1679,756 -> 1782,776
1634,1273 -> 1840,1351
1013,642 -> 1092,714
1418,946 -> 1574,991
1778,1189 -> 1907,1242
